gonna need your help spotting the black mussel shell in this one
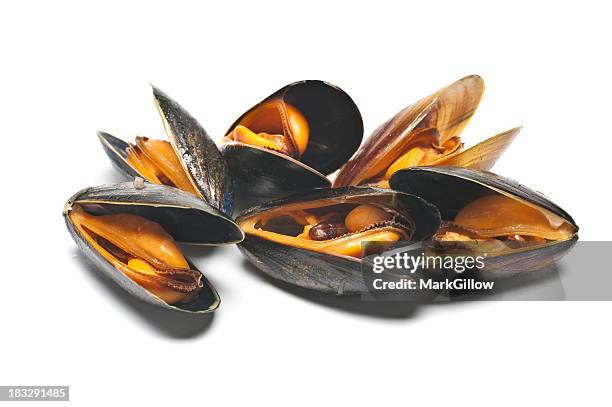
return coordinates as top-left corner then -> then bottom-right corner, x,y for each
97,131 -> 140,179
236,186 -> 440,294
389,166 -> 577,226
66,181 -> 244,244
390,166 -> 579,276
222,144 -> 331,211
98,86 -> 234,215
222,80 -> 363,207
63,181 -> 242,312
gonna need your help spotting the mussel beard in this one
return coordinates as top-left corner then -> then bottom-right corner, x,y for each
69,205 -> 202,304
435,194 -> 576,254
125,136 -> 199,196
239,203 -> 415,259
224,99 -> 309,159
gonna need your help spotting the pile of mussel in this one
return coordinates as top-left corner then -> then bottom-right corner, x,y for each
64,76 -> 579,311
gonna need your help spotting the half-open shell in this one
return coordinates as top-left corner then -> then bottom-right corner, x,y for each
333,75 -> 519,187
98,86 -> 233,215
389,167 -> 578,275
236,187 -> 440,294
64,181 -> 244,312
221,80 -> 363,207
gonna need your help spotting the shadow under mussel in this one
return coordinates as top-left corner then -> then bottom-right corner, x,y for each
389,166 -> 579,278
235,187 -> 440,294
334,75 -> 521,188
221,80 -> 364,209
97,86 -> 234,215
63,181 -> 245,313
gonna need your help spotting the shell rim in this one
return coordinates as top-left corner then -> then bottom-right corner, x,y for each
220,140 -> 329,180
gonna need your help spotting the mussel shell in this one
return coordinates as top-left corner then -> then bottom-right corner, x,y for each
239,236 -> 365,294
64,181 -> 244,245
98,86 -> 233,215
222,145 -> 331,210
154,86 -> 233,214
226,80 -> 364,174
222,80 -> 363,206
236,186 -> 441,294
97,131 -> 140,178
389,166 -> 577,226
389,166 -> 579,276
63,181 -> 236,312
334,75 -> 484,187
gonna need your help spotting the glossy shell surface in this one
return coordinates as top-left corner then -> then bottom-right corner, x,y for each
334,75 -> 485,187
63,181 -> 240,312
98,86 -> 233,214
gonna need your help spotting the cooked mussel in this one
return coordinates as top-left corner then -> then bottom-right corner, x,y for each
221,80 -> 363,208
333,75 -> 521,188
236,187 -> 440,294
64,180 -> 245,312
98,86 -> 233,214
389,167 -> 579,275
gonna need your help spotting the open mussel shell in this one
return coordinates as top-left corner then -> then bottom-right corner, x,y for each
222,80 -> 363,207
64,181 -> 243,312
98,86 -> 233,215
236,187 -> 440,294
334,75 -> 486,187
65,181 -> 244,244
389,166 -> 579,276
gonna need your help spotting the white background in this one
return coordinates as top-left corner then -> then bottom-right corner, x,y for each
1,1 -> 611,406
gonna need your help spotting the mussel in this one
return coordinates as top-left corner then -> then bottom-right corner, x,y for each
389,167 -> 579,275
221,80 -> 364,208
98,86 -> 233,214
64,180 -> 245,312
333,75 -> 521,188
236,187 -> 440,294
